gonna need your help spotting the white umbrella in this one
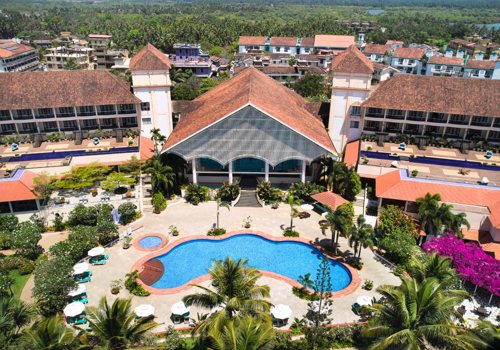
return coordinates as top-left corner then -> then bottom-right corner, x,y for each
357,296 -> 372,306
311,300 -> 330,314
171,301 -> 190,315
391,161 -> 398,168
88,247 -> 105,257
211,302 -> 226,313
321,212 -> 328,219
482,177 -> 489,184
135,304 -> 155,317
64,302 -> 85,317
68,284 -> 86,297
301,204 -> 314,210
72,262 -> 89,275
271,304 -> 292,319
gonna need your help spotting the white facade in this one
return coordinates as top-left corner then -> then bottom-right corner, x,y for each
269,46 -> 297,55
389,56 -> 422,75
238,45 -> 265,53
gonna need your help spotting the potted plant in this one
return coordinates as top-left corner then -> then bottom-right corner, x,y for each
152,192 -> 166,213
271,202 -> 279,209
412,169 -> 418,177
169,225 -> 179,236
110,279 -> 122,294
192,195 -> 199,206
123,236 -> 133,249
364,279 -> 374,291
243,216 -> 252,229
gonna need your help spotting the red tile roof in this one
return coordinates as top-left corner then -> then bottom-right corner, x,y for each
260,66 -> 297,75
376,170 -> 500,228
130,43 -> 171,71
0,42 -> 35,58
311,191 -> 349,210
461,229 -> 500,258
330,45 -> 373,74
386,40 -> 404,45
162,67 -> 336,154
301,38 -> 315,47
314,35 -> 355,48
392,47 -> 425,59
239,36 -> 266,46
465,59 -> 495,70
343,140 -> 360,168
270,37 -> 297,46
88,34 -> 112,39
428,56 -> 463,66
0,70 -> 140,110
363,44 -> 391,55
362,74 -> 500,117
140,136 -> 155,159
0,170 -> 37,202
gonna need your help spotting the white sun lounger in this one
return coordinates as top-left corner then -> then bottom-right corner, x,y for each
127,227 -> 132,236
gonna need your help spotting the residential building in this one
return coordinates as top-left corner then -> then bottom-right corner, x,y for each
0,70 -> 141,140
298,37 -> 315,55
362,44 -> 391,63
269,37 -> 299,54
463,53 -> 498,79
386,40 -> 404,49
34,40 -> 52,48
408,43 -> 440,56
111,52 -> 130,73
95,47 -> 129,70
88,34 -> 112,48
0,42 -> 41,73
51,32 -> 82,47
313,35 -> 355,53
233,51 -> 291,68
389,47 -> 425,74
425,51 -> 464,77
171,43 -> 216,78
295,54 -> 333,68
44,46 -> 95,71
232,65 -> 327,83
371,63 -> 399,82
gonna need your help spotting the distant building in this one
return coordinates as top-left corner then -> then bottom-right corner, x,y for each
88,34 -> 112,49
34,40 -> 52,48
388,47 -> 425,74
386,40 -> 404,49
52,32 -> 82,47
464,53 -> 498,79
95,47 -> 129,70
0,42 -> 41,73
45,46 -> 95,71
171,43 -> 216,78
362,44 -> 391,63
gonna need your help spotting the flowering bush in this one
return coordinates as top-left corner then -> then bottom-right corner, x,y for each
118,202 -> 138,224
0,257 -> 36,275
423,232 -> 500,297
10,222 -> 42,259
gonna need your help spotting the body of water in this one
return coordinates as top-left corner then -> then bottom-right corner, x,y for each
366,10 -> 385,15
149,234 -> 352,291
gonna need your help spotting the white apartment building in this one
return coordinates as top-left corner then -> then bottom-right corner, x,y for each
45,46 -> 95,71
388,47 -> 425,75
0,42 -> 41,73
362,44 -> 391,63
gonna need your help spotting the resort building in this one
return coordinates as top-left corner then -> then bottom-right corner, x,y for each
362,44 -> 391,63
95,47 -> 129,70
371,63 -> 399,82
425,51 -> 464,77
388,47 -> 425,74
463,54 -> 498,79
0,42 -> 41,73
386,40 -> 404,49
88,34 -> 113,48
171,43 -> 216,78
44,46 -> 95,71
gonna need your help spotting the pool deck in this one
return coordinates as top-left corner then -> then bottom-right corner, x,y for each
20,192 -> 401,331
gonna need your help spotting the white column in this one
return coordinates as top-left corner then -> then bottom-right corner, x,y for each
404,201 -> 408,213
418,235 -> 423,246
228,161 -> 233,183
8,202 -> 13,213
192,158 -> 197,184
265,161 -> 269,182
301,160 -> 306,183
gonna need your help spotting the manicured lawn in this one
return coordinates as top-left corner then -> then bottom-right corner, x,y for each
9,270 -> 31,299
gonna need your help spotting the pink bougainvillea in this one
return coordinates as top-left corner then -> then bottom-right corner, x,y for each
423,232 -> 500,296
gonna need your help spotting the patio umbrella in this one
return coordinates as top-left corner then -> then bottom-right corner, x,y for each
64,302 -> 85,317
171,301 -> 190,315
72,262 -> 89,275
311,300 -> 330,314
357,296 -> 372,306
301,204 -> 314,210
271,304 -> 292,319
391,161 -> 398,168
482,177 -> 489,184
135,304 -> 155,317
321,212 -> 328,219
211,302 -> 226,313
67,284 -> 86,297
88,247 -> 105,257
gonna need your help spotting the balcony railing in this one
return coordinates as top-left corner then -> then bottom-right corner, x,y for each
386,114 -> 405,120
448,119 -> 469,125
493,123 -> 500,129
0,130 -> 16,135
19,129 -> 37,134
56,113 -> 75,118
13,115 -> 33,120
407,116 -> 426,121
35,113 -> 55,119
404,128 -> 420,134
365,113 -> 384,118
443,133 -> 461,138
100,124 -> 117,129
118,110 -> 137,115
488,137 -> 500,142
98,110 -> 116,116
0,115 -> 11,121
470,121 -> 491,127
121,123 -> 138,128
77,111 -> 96,117
363,126 -> 381,132
43,127 -> 59,132
60,127 -> 79,131
385,128 -> 402,134
427,118 -> 447,123
426,131 -> 444,137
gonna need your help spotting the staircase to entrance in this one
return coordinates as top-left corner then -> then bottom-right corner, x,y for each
234,175 -> 261,207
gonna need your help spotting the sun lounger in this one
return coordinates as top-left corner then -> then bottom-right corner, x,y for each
92,259 -> 106,265
127,227 -> 132,236
70,317 -> 87,325
134,316 -> 142,321
76,276 -> 91,283
73,297 -> 88,304
173,315 -> 181,324
352,303 -> 361,314
82,271 -> 92,277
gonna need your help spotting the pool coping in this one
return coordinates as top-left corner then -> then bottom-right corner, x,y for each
133,233 -> 169,252
130,230 -> 361,298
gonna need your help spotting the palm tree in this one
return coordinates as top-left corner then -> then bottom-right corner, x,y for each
150,128 -> 166,154
406,253 -> 458,287
473,320 -> 500,348
451,212 -> 470,239
80,296 -> 161,350
63,57 -> 81,71
0,297 -> 39,348
435,203 -> 455,234
183,256 -> 273,336
26,316 -> 83,350
321,204 -> 353,254
287,195 -> 303,230
169,64 -> 185,83
361,274 -> 486,350
216,198 -> 230,229
416,192 -> 441,235
206,316 -> 275,350
145,159 -> 175,197
347,215 -> 374,263
326,161 -> 347,192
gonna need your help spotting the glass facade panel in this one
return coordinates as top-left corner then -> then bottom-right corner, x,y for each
233,158 -> 266,172
270,159 -> 302,173
197,158 -> 227,172
11,200 -> 38,212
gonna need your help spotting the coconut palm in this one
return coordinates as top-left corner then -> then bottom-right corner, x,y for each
347,215 -> 374,263
435,203 -> 455,234
145,160 -> 175,197
63,57 -> 81,71
206,316 -> 275,350
79,296 -> 162,350
416,192 -> 441,235
287,195 -> 303,230
150,128 -> 166,154
0,297 -> 39,348
321,204 -> 353,254
26,316 -> 83,350
326,161 -> 347,192
406,253 -> 457,285
169,64 -> 185,83
183,256 -> 273,336
451,213 -> 471,239
361,274 -> 486,350
473,320 -> 500,348
216,198 -> 230,229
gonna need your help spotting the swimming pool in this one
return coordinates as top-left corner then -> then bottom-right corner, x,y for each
139,236 -> 163,249
147,234 -> 352,291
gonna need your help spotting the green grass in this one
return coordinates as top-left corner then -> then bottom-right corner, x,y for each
9,270 -> 31,299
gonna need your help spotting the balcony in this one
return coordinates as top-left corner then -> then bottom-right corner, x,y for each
385,128 -> 402,134
448,119 -> 469,125
0,130 -> 16,135
35,113 -> 55,119
18,129 -> 37,134
121,123 -> 138,128
98,109 -> 116,116
470,120 -> 491,127
386,114 -> 405,120
488,137 -> 500,143
60,127 -> 79,132
407,115 -> 426,122
443,133 -> 461,138
56,112 -> 75,118
118,109 -> 137,115
43,127 -> 59,132
77,110 -> 96,117
0,115 -> 11,121
100,124 -> 117,129
363,126 -> 381,132
404,128 -> 420,134
13,115 -> 33,120
365,112 -> 384,118
493,122 -> 500,129
427,117 -> 447,124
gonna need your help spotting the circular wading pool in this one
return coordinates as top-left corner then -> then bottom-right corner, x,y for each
139,236 -> 163,249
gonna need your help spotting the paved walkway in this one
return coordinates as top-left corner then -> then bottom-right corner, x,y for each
68,200 -> 400,331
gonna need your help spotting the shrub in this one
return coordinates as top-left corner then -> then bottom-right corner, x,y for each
351,260 -> 363,270
152,192 -> 167,212
483,162 -> 488,165
291,286 -> 320,301
0,232 -> 10,249
367,146 -> 372,151
283,230 -> 300,237
10,222 -> 42,259
216,180 -> 240,201
185,183 -> 209,203
289,182 -> 325,202
410,154 -> 416,158
52,213 -> 66,231
207,228 -> 226,236
257,181 -> 282,204
118,202 -> 138,224
0,215 -> 19,231
125,270 -> 151,296
0,257 -> 36,275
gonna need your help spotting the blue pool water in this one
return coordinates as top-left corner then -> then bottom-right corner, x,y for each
4,146 -> 138,163
366,10 -> 384,15
149,235 -> 352,290
139,236 -> 162,249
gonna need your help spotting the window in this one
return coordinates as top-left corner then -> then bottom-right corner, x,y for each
58,107 -> 74,116
140,102 -> 150,112
43,122 -> 57,130
275,47 -> 281,52
22,123 -> 36,131
350,121 -> 359,128
0,110 -> 10,117
1,124 -> 15,132
142,117 -> 151,125
48,64 -> 52,68
38,108 -> 53,116
63,121 -> 77,129
11,200 -> 38,213
17,109 -> 32,117
352,106 -> 361,116
119,104 -> 136,113
0,202 -> 10,213
83,119 -> 97,128
284,47 -> 289,52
